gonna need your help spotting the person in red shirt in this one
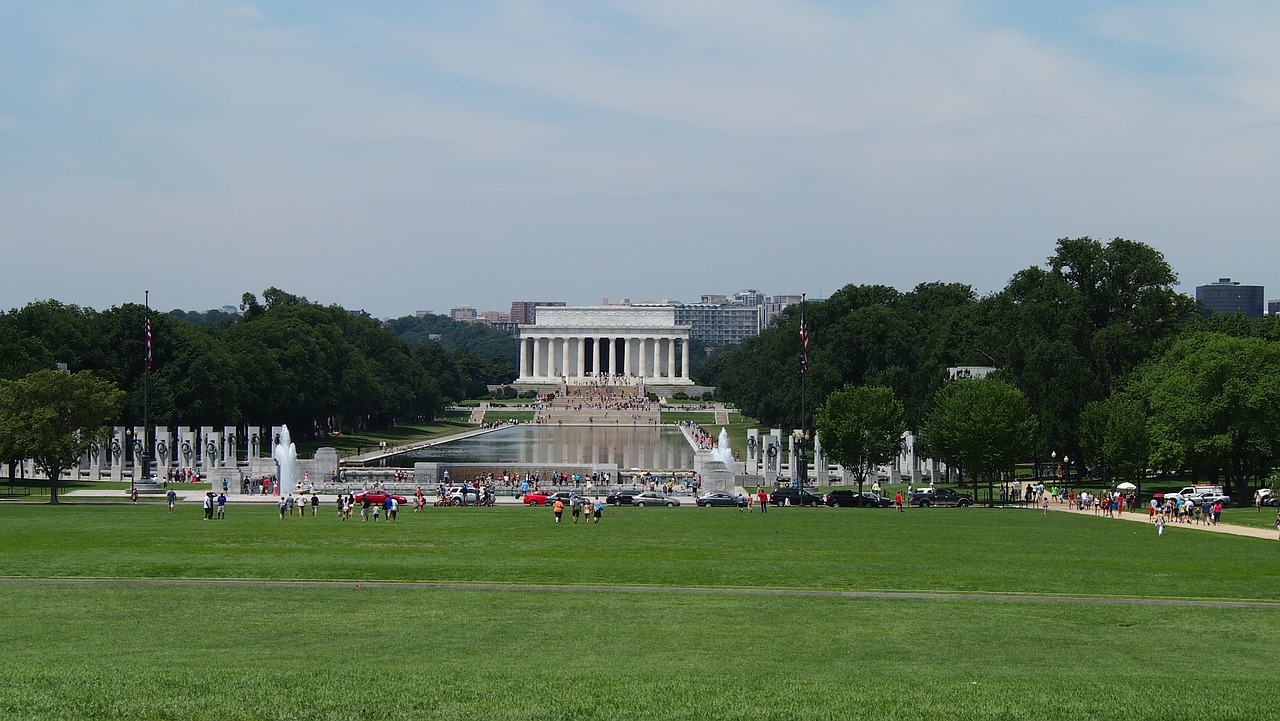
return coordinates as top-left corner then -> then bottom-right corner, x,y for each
894,491 -> 903,512
757,487 -> 768,514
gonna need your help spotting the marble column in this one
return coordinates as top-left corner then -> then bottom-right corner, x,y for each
519,338 -> 529,378
638,337 -> 648,378
624,337 -> 633,375
682,339 -> 690,380
576,337 -> 586,378
667,338 -> 675,379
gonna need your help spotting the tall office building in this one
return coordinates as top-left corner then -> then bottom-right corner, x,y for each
510,301 -> 566,325
1196,278 -> 1263,318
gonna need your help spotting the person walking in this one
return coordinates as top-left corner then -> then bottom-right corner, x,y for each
593,498 -> 604,524
571,495 -> 583,524
553,499 -> 564,524
736,493 -> 747,513
130,487 -> 138,505
894,491 -> 903,512
166,488 -> 177,514
216,492 -> 226,519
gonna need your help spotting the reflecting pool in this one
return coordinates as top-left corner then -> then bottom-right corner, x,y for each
389,425 -> 695,470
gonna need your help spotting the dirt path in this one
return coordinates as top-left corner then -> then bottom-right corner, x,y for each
1045,502 -> 1279,541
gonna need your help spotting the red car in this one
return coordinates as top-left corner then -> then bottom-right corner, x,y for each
522,491 -> 550,506
354,491 -> 409,505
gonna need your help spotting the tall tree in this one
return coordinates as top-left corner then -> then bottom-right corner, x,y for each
1138,332 -> 1280,500
0,370 -> 123,503
919,378 -> 1037,494
814,385 -> 906,494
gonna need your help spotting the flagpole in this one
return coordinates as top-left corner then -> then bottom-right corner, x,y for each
800,292 -> 807,492
142,290 -> 150,487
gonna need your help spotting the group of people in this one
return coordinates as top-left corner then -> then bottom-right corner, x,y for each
277,493 -> 321,518
552,495 -> 605,524
1150,497 -> 1223,526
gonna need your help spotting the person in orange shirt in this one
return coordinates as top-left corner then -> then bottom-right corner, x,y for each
553,499 -> 564,524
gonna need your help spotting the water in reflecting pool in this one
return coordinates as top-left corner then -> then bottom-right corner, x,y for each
389,425 -> 694,469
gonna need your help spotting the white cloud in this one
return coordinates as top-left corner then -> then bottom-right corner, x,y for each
228,5 -> 265,21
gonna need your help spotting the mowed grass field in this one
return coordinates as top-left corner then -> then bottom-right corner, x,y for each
2,503 -> 1278,720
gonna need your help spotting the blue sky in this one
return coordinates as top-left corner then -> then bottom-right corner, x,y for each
2,1 -> 1278,317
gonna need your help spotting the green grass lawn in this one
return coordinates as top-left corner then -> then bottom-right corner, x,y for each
482,409 -> 535,423
2,504 -> 1278,719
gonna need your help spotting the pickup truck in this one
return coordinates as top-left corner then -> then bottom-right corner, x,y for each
1166,486 -> 1231,505
910,487 -> 972,508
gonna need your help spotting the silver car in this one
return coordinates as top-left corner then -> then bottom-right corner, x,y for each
632,492 -> 680,507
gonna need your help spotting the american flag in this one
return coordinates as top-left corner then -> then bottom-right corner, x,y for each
146,316 -> 152,370
799,317 -> 809,371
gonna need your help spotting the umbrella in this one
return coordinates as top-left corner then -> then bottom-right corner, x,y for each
1116,482 -> 1137,491
1152,492 -> 1164,498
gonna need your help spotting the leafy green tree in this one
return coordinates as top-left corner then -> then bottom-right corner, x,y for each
919,378 -> 1037,493
0,370 -> 124,503
814,385 -> 906,494
1137,332 -> 1280,500
1079,395 -> 1150,487
981,237 -> 1194,459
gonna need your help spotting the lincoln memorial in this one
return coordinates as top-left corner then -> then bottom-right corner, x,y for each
516,306 -> 693,385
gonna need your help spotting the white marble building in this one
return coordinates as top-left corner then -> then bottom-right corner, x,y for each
516,306 -> 693,384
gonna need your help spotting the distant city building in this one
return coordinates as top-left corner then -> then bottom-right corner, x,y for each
415,310 -> 434,318
733,289 -> 764,307
672,303 -> 760,348
477,310 -> 511,326
450,305 -> 478,322
510,301 -> 566,326
760,294 -> 804,329
1196,278 -> 1263,318
1268,300 -> 1280,316
948,366 -> 998,380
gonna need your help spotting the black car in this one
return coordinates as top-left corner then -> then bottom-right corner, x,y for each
606,489 -> 643,506
910,487 -> 973,508
825,489 -> 893,508
696,491 -> 739,507
769,488 -> 825,507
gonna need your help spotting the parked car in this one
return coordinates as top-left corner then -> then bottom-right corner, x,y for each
825,489 -> 893,508
696,491 -> 739,507
353,491 -> 409,505
606,489 -> 643,506
769,488 -> 825,507
545,491 -> 580,507
448,486 -> 486,506
632,492 -> 680,507
910,487 -> 972,508
523,491 -> 550,506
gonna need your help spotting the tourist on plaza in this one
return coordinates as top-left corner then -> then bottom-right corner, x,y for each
757,486 -> 768,513
1157,515 -> 1166,536
278,496 -> 286,519
130,487 -> 138,505
894,491 -> 903,512
202,492 -> 213,520
361,495 -> 371,521
388,496 -> 398,522
553,499 -> 564,523
571,495 -> 583,524
593,498 -> 604,524
311,494 -> 319,516
216,492 -> 226,519
372,502 -> 380,521
736,493 -> 747,513
166,488 -> 177,513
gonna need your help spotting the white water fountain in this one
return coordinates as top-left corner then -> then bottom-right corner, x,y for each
272,425 -> 299,497
710,427 -> 735,466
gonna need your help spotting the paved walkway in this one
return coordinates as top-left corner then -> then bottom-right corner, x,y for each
1045,501 -> 1279,541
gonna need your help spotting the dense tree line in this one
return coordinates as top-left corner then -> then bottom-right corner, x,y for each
714,237 -> 1280,494
0,288 -> 517,440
